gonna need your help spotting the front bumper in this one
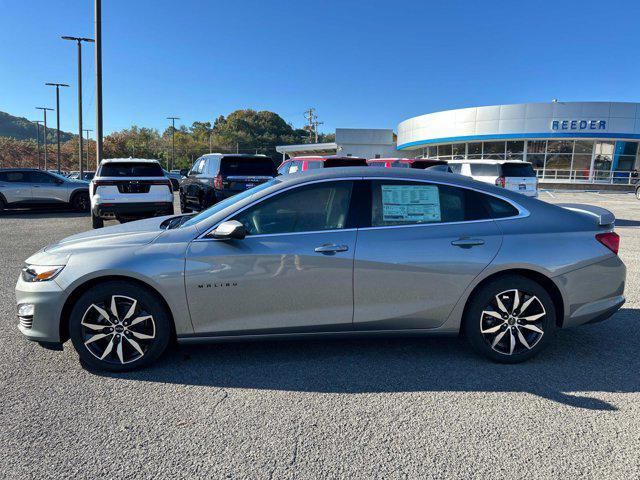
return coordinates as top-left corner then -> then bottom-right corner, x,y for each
93,201 -> 174,219
15,275 -> 66,343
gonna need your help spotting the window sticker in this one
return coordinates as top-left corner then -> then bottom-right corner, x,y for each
381,185 -> 441,222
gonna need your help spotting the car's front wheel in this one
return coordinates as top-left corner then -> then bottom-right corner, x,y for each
68,281 -> 172,372
463,275 -> 556,363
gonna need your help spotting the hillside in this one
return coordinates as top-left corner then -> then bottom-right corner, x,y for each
0,110 -> 75,143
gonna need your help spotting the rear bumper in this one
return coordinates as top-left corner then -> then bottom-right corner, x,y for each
93,202 -> 174,219
557,255 -> 626,328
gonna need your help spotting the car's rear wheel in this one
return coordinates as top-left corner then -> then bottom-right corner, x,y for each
463,275 -> 556,363
71,191 -> 90,211
179,190 -> 192,213
0,196 -> 5,212
91,213 -> 104,229
68,281 -> 172,372
635,186 -> 640,200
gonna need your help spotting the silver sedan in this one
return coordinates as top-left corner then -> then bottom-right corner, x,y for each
15,168 -> 626,371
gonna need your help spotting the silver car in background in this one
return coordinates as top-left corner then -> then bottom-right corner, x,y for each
16,168 -> 625,371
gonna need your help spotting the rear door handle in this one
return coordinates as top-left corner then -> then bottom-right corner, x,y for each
314,244 -> 349,253
451,238 -> 485,248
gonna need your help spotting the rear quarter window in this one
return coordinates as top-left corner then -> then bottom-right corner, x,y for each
99,162 -> 164,177
481,194 -> 520,218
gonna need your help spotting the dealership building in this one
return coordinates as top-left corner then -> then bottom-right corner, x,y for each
278,101 -> 640,184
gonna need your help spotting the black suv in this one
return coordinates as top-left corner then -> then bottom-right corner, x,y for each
179,154 -> 276,212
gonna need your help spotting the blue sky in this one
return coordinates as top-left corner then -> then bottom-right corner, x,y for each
2,0 -> 640,136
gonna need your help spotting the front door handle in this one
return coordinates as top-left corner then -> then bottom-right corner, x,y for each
314,243 -> 349,253
451,238 -> 485,248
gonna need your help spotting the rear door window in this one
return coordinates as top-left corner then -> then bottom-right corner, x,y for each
0,171 -> 29,182
501,163 -> 536,177
28,171 -> 58,183
220,157 -> 276,176
99,162 -> 163,177
470,164 -> 500,176
370,180 -> 491,227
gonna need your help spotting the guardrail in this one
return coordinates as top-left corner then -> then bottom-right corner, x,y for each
535,169 -> 638,185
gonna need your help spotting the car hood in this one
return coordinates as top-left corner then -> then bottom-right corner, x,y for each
29,216 -> 170,263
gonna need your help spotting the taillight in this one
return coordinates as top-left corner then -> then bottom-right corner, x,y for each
596,232 -> 620,255
91,179 -> 117,195
495,176 -> 506,188
213,174 -> 223,189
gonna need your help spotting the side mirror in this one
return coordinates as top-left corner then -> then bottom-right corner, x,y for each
209,220 -> 246,240
180,169 -> 189,177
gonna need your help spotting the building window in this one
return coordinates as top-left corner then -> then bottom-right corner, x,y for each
528,154 -> 545,171
427,146 -> 437,158
527,140 -> 546,154
467,142 -> 481,159
437,144 -> 452,158
547,140 -> 573,154
452,143 -> 465,158
572,155 -> 592,179
483,141 -> 505,159
574,140 -> 594,155
506,140 -> 524,159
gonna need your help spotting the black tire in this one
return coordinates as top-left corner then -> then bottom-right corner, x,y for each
463,275 -> 557,363
170,179 -> 179,191
91,213 -> 104,229
0,196 -> 5,212
180,190 -> 192,213
636,186 -> 640,200
68,280 -> 172,372
71,191 -> 90,212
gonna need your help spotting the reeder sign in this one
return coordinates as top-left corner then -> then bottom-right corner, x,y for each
551,120 -> 606,131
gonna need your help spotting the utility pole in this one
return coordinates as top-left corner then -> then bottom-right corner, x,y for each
62,36 -> 94,178
95,0 -> 104,169
45,82 -> 69,172
36,107 -> 54,170
304,108 -> 323,143
166,116 -> 179,170
31,120 -> 43,169
84,129 -> 93,169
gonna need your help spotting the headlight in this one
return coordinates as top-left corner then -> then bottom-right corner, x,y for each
21,265 -> 65,282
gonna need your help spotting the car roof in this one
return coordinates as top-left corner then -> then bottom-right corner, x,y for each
0,168 -> 41,172
201,153 -> 270,158
289,155 -> 366,162
100,158 -> 160,164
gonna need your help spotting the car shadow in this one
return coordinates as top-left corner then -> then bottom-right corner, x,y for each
0,208 -> 89,219
95,308 -> 640,411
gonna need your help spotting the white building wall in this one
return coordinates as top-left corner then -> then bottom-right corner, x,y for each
397,102 -> 640,149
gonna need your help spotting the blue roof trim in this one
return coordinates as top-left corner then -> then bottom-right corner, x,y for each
397,132 -> 640,150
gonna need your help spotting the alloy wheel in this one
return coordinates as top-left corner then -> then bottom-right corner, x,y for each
479,289 -> 546,355
80,295 -> 156,365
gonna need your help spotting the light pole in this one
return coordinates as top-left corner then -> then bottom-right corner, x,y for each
36,107 -> 54,170
95,0 -> 104,168
166,116 -> 180,170
62,36 -> 94,178
31,120 -> 43,169
45,82 -> 70,173
84,129 -> 93,170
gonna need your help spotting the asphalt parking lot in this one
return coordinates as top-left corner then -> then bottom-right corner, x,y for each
0,192 -> 639,479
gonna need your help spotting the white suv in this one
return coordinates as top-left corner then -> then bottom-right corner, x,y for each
90,158 -> 174,228
448,160 -> 539,197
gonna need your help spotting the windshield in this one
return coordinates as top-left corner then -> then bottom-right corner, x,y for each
99,162 -> 164,177
181,178 -> 279,228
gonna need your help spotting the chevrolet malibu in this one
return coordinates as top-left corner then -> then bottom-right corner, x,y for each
16,168 -> 626,371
